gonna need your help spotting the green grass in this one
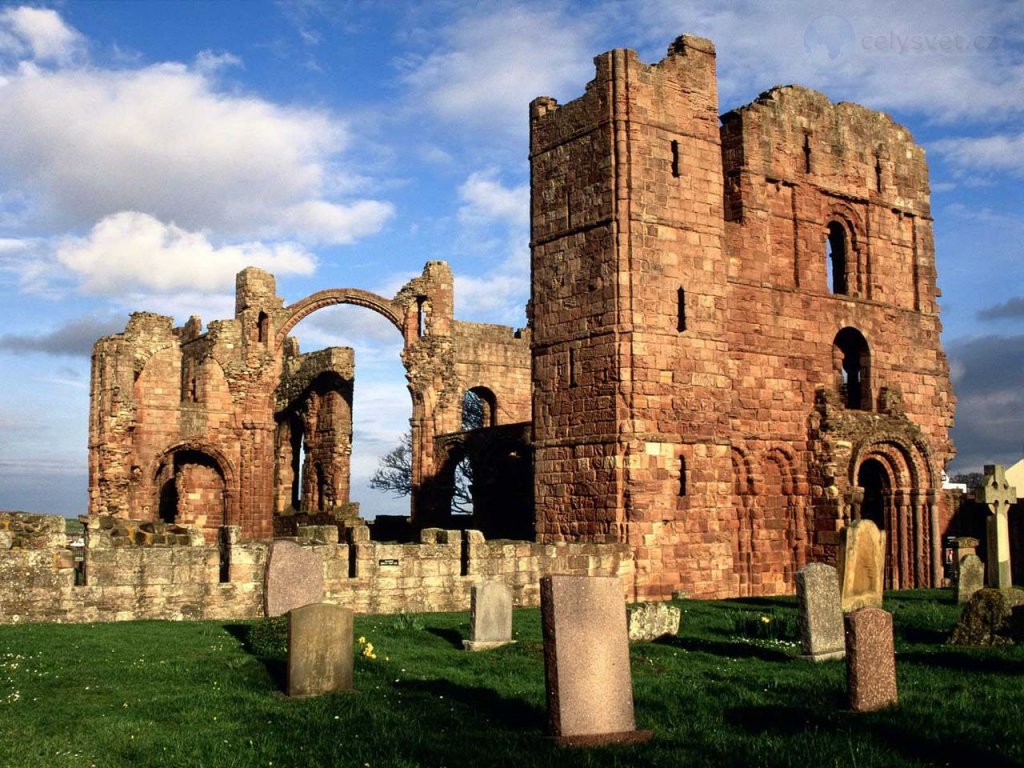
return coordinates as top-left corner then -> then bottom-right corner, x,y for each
1,590 -> 1022,767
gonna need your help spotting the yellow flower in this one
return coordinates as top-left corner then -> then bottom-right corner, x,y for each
760,616 -> 771,624
358,636 -> 366,645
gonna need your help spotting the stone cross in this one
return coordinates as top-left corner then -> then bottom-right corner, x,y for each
977,464 -> 1017,589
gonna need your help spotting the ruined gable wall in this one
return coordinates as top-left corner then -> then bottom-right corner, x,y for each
451,321 -> 531,425
720,87 -> 955,589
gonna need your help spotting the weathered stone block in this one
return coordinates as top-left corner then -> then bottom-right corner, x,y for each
464,581 -> 514,651
796,563 -> 845,661
626,602 -> 681,642
287,602 -> 354,697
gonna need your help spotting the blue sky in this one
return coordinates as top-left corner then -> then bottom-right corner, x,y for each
0,0 -> 1021,517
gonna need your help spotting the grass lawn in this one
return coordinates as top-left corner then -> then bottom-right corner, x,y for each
1,590 -> 1022,767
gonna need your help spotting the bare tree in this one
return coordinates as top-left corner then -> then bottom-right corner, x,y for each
369,390 -> 484,513
369,431 -> 413,497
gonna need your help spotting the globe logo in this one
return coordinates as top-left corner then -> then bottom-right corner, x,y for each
804,15 -> 855,65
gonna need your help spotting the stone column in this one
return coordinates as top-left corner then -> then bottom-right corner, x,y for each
928,489 -> 942,587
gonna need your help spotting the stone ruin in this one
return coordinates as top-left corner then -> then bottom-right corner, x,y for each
2,33 -> 958,622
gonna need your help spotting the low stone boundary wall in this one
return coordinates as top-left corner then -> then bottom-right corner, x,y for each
0,513 -> 634,624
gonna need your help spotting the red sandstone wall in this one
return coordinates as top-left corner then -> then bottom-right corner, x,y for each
529,36 -> 955,600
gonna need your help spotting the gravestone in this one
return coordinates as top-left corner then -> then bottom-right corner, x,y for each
265,540 -> 325,617
627,602 -> 681,642
540,575 -> 652,746
956,554 -> 985,604
977,465 -> 1016,589
464,581 -> 515,651
287,602 -> 353,697
836,519 -> 885,612
844,606 -> 897,712
795,563 -> 845,661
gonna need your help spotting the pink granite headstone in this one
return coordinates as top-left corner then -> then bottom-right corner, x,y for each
540,575 -> 652,746
844,606 -> 898,712
265,540 -> 325,617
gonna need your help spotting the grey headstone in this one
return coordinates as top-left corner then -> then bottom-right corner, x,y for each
287,602 -> 353,697
464,581 -> 514,651
796,563 -> 845,661
540,575 -> 652,747
956,554 -> 985,604
265,540 -> 325,617
627,602 -> 681,642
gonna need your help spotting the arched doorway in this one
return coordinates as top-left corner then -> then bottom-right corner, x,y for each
857,457 -> 893,588
154,448 -> 227,542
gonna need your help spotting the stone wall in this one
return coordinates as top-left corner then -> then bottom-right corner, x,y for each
0,513 -> 632,624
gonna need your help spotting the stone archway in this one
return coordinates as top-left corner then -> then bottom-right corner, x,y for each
852,438 -> 938,589
151,444 -> 233,543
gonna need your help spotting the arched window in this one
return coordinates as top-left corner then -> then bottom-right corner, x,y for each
833,328 -> 871,410
463,387 -> 497,429
826,222 -> 849,295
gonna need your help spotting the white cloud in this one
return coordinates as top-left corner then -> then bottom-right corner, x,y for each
930,133 -> 1024,177
451,169 -> 529,324
0,6 -> 84,64
636,0 -> 1024,122
276,199 -> 395,245
458,170 -> 529,229
56,211 -> 316,295
0,8 -> 392,251
400,5 -> 598,138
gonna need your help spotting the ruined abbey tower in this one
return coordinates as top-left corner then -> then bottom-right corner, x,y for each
529,35 -> 954,599
82,34 -> 955,611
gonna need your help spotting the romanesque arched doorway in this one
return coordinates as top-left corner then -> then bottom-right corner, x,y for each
857,457 -> 894,587
852,439 -> 938,590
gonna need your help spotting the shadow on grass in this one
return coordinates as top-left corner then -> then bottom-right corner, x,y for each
725,703 -> 837,736
898,649 -> 1024,675
869,722 -> 1021,768
398,677 -> 546,733
222,622 -> 287,692
722,597 -> 797,610
896,626 -> 950,645
426,626 -> 465,649
655,634 -> 792,662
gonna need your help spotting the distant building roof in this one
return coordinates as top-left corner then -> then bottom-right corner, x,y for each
1005,459 -> 1024,500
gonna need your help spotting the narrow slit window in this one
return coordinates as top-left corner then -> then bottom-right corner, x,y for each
569,347 -> 577,388
671,140 -> 681,178
827,222 -> 849,295
874,156 -> 883,193
677,287 -> 687,332
803,133 -> 812,174
679,456 -> 687,496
